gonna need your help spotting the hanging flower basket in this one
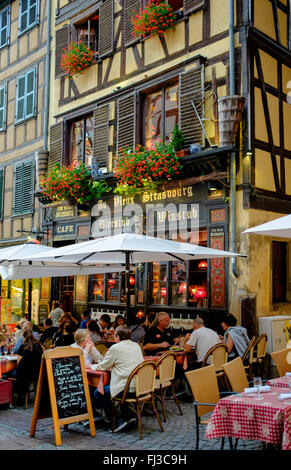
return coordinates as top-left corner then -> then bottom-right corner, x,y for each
60,42 -> 96,80
131,0 -> 176,40
113,141 -> 182,196
40,162 -> 111,205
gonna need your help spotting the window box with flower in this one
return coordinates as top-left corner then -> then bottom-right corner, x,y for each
40,162 -> 110,207
60,41 -> 96,80
113,141 -> 182,196
131,0 -> 177,40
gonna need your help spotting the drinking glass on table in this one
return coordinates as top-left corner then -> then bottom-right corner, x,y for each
253,377 -> 262,397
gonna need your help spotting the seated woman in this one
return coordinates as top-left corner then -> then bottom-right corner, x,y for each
0,333 -> 7,355
221,313 -> 250,359
53,313 -> 78,344
71,329 -> 103,366
111,315 -> 126,331
16,330 -> 43,405
86,319 -> 103,343
54,321 -> 75,347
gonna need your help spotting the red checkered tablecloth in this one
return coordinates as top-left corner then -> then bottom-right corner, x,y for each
267,377 -> 291,389
205,386 -> 291,450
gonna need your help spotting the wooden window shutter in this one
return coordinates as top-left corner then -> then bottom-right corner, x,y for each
179,65 -> 205,147
0,169 -> 3,218
124,0 -> 142,47
93,104 -> 109,167
55,25 -> 70,78
13,161 -> 33,215
49,122 -> 63,170
99,0 -> 114,58
22,161 -> 34,214
183,0 -> 205,16
116,93 -> 136,154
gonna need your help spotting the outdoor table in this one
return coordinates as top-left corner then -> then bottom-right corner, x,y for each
205,386 -> 291,450
0,356 -> 17,376
267,376 -> 291,389
86,368 -> 110,395
144,350 -> 194,369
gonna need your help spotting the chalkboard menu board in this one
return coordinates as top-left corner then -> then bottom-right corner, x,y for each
30,346 -> 96,446
51,356 -> 87,419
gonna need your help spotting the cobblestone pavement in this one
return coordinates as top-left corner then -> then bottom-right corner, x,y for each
0,396 -> 265,452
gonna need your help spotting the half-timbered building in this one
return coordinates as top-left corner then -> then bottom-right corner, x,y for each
36,0 -> 291,332
0,0 -> 50,325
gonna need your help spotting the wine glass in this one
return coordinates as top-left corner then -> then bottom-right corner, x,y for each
253,377 -> 262,397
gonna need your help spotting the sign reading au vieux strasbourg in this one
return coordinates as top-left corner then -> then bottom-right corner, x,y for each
91,180 -> 204,237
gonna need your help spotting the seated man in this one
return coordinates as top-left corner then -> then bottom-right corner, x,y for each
39,318 -> 58,344
143,312 -> 179,356
80,310 -> 91,329
97,314 -> 111,335
92,325 -> 144,432
183,316 -> 221,369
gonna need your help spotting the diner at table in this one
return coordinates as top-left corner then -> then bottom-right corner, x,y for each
90,325 -> 144,432
71,329 -> 103,366
39,318 -> 58,344
143,312 -> 180,356
183,316 -> 221,369
13,322 -> 39,354
220,313 -> 250,359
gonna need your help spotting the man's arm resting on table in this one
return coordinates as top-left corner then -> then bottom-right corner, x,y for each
184,344 -> 193,354
143,341 -> 170,351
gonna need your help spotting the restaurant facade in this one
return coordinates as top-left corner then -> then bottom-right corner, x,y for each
0,0 -> 290,333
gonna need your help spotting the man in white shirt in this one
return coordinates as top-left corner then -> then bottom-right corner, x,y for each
92,325 -> 144,432
183,317 -> 221,369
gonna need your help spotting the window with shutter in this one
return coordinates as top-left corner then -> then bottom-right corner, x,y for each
0,6 -> 10,48
124,0 -> 142,47
13,161 -> 33,216
0,169 -> 3,218
48,122 -> 63,170
183,0 -> 205,15
0,84 -> 7,131
18,0 -> 39,35
16,68 -> 36,123
116,93 -> 136,154
99,0 -> 114,58
71,114 -> 94,166
55,25 -> 70,78
179,65 -> 205,147
93,105 -> 109,168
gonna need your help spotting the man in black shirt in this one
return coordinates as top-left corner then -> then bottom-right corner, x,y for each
143,312 -> 179,355
39,318 -> 58,344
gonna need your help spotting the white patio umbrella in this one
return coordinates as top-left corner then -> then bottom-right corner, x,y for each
0,264 -> 124,280
20,233 -> 246,322
242,214 -> 291,238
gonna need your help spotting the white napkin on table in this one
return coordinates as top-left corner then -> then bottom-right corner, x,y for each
285,372 -> 291,377
279,393 -> 291,400
90,363 -> 100,371
244,385 -> 271,393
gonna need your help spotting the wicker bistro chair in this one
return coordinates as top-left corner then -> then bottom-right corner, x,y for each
111,360 -> 164,440
43,337 -> 54,350
270,348 -> 291,377
222,357 -> 249,393
154,352 -> 183,422
94,341 -> 109,356
185,365 -> 233,450
202,343 -> 228,375
250,334 -> 268,377
241,336 -> 256,378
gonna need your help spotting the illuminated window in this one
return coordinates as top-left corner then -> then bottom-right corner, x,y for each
145,83 -> 179,149
71,115 -> 94,166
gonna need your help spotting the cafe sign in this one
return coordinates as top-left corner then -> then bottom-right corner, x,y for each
54,223 -> 76,237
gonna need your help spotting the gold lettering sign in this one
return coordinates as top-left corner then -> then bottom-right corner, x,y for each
56,225 -> 75,234
157,207 -> 198,223
142,186 -> 193,203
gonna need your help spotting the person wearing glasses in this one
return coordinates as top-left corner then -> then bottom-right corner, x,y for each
91,325 -> 144,433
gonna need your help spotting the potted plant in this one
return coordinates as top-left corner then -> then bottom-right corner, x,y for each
131,0 -> 176,40
60,42 -> 96,80
40,162 -> 110,206
113,141 -> 182,196
170,125 -> 189,157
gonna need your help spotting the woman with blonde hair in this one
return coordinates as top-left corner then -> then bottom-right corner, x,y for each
71,329 -> 103,366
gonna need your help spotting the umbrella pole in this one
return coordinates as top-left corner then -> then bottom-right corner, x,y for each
125,252 -> 130,325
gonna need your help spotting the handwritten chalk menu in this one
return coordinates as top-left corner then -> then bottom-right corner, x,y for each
52,356 -> 87,419
30,346 -> 96,446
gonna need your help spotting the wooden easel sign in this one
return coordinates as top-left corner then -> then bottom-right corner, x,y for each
30,346 -> 96,446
